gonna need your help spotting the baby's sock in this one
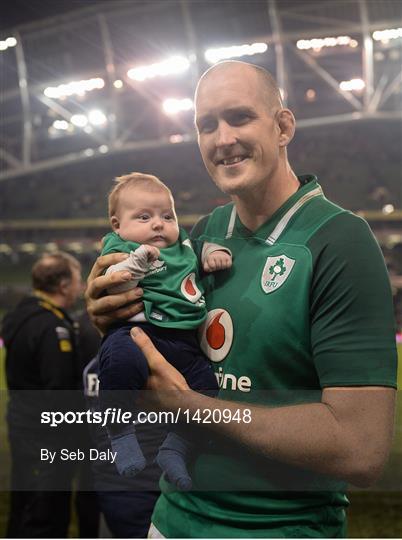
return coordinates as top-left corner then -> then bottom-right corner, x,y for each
111,431 -> 146,476
157,432 -> 192,490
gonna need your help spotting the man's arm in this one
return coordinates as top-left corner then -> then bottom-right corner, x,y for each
131,327 -> 396,488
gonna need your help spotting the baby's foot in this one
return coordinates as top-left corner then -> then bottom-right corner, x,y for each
157,432 -> 192,491
111,432 -> 146,476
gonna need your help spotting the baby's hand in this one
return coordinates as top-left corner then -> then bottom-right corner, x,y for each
142,245 -> 160,262
203,250 -> 232,273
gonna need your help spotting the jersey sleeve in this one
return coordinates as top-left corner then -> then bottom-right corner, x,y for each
308,212 -> 397,388
105,244 -> 152,293
190,215 -> 210,266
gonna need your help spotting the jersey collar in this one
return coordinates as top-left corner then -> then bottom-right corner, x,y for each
226,175 -> 323,244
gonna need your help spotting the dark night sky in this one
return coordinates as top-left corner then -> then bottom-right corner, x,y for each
1,0 -> 99,31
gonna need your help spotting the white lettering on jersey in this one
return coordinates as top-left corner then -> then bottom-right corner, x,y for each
147,260 -> 167,277
86,373 -> 99,397
215,367 -> 251,392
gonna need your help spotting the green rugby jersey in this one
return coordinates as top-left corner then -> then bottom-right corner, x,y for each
152,176 -> 397,538
102,228 -> 207,329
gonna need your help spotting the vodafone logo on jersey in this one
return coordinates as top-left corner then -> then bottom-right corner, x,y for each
180,273 -> 202,303
199,309 -> 233,362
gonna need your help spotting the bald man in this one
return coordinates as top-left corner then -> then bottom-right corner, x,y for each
86,62 -> 397,538
4,252 -> 84,537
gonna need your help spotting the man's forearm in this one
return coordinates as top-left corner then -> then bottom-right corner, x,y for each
174,387 -> 395,487
131,327 -> 395,488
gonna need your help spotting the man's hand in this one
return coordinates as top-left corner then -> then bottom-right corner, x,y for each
85,253 -> 144,335
203,250 -> 232,273
130,327 -> 190,410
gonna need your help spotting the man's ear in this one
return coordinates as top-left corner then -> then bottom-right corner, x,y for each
110,215 -> 120,231
276,109 -> 296,147
58,278 -> 71,297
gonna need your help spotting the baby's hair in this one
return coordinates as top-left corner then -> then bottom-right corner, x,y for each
108,171 -> 172,219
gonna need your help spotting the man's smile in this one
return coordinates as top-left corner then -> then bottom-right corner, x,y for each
215,154 -> 250,168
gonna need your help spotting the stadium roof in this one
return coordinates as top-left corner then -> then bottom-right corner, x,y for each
1,0 -> 401,180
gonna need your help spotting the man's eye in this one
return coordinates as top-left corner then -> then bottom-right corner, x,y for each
198,121 -> 216,134
229,113 -> 250,125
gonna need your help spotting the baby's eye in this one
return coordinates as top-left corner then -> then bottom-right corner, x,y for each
137,214 -> 150,221
163,214 -> 174,221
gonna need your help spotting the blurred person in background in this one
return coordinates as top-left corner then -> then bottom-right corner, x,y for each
85,61 -> 397,538
2,251 -> 95,538
79,309 -> 164,538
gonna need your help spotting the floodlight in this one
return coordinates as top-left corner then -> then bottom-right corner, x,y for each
71,114 -> 88,127
44,78 -> 105,99
20,243 -> 37,253
297,36 -> 357,51
305,89 -> 316,102
339,78 -> 365,91
205,42 -> 267,64
44,242 -> 58,252
382,204 -> 395,215
373,28 -> 402,43
0,244 -> 12,255
163,98 -> 193,115
44,87 -> 58,98
53,120 -> 70,130
66,242 -> 84,253
169,134 -> 185,144
0,36 -> 17,51
127,56 -> 190,82
88,110 -> 107,126
99,145 -> 109,153
113,79 -> 124,89
5,37 -> 17,47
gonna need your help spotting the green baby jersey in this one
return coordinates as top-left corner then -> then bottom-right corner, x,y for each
152,176 -> 397,537
101,229 -> 207,329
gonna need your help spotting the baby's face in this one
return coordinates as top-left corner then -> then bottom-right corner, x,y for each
112,187 -> 179,248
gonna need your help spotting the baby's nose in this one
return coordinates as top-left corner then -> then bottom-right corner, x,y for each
152,217 -> 163,228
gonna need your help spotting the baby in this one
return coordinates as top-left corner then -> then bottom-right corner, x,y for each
99,172 -> 232,490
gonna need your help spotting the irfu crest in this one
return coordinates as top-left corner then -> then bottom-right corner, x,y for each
261,255 -> 295,294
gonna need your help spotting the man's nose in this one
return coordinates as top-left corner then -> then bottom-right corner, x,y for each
215,122 -> 237,148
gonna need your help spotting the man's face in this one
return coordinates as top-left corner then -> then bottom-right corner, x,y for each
195,65 -> 281,196
113,187 -> 179,249
65,266 -> 83,308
